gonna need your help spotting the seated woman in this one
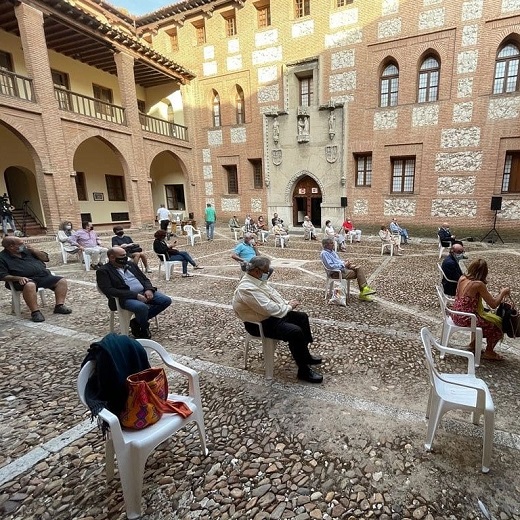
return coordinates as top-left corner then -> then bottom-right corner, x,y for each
57,220 -> 80,257
272,222 -> 289,247
378,225 -> 402,255
324,220 -> 345,251
153,229 -> 203,278
302,215 -> 317,240
112,225 -> 151,273
452,259 -> 510,361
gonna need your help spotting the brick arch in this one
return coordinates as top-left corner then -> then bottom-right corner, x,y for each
284,170 -> 325,204
148,149 -> 191,183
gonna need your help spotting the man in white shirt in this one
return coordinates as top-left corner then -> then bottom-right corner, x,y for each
156,204 -> 171,231
232,256 -> 323,383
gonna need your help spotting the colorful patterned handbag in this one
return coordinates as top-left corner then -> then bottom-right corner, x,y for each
120,367 -> 192,430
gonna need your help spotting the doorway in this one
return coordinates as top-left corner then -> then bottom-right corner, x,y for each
292,176 -> 322,226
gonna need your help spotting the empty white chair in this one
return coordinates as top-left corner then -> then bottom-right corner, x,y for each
241,320 -> 278,379
230,227 -> 241,241
435,285 -> 483,367
7,281 -> 47,318
157,254 -> 182,281
184,224 -> 202,246
438,232 -> 448,259
274,233 -> 289,248
77,338 -> 208,519
421,327 -> 494,473
322,266 -> 351,304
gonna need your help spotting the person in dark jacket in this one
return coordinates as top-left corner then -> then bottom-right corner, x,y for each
96,247 -> 171,338
438,223 -> 463,247
440,243 -> 465,296
111,225 -> 151,273
153,229 -> 203,278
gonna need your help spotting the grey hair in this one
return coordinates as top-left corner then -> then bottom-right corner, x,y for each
322,236 -> 334,247
244,232 -> 255,240
246,256 -> 270,272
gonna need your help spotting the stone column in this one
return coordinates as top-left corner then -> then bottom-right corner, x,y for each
15,2 -> 77,231
114,51 -> 151,227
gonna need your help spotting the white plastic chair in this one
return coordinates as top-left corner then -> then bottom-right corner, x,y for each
380,237 -> 394,256
435,285 -> 483,367
157,254 -> 182,281
241,320 -> 278,379
77,338 -> 208,519
274,232 -> 289,248
437,263 -> 457,303
322,266 -> 351,304
56,235 -> 81,264
83,251 -> 93,271
7,281 -> 47,317
230,227 -> 241,241
184,224 -> 202,246
438,232 -> 448,259
258,229 -> 269,243
421,327 -> 494,473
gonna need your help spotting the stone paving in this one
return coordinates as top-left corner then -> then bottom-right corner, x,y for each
0,228 -> 519,520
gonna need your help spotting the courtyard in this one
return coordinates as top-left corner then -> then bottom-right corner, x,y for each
0,228 -> 519,520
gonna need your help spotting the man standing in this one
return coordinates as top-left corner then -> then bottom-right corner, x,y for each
440,243 -> 465,296
69,221 -> 108,269
204,203 -> 216,241
232,256 -> 323,383
97,247 -> 172,339
231,232 -> 258,270
0,236 -> 72,322
156,204 -> 171,231
0,195 -> 17,237
320,237 -> 376,302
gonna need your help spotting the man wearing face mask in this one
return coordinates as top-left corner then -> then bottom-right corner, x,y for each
111,225 -> 152,273
232,256 -> 323,383
96,247 -> 171,339
231,232 -> 258,271
69,221 -> 108,270
440,243 -> 466,296
0,236 -> 72,322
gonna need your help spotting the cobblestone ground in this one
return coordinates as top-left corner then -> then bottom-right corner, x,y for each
0,228 -> 519,520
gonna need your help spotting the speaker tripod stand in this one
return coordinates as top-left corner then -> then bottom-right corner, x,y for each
481,210 -> 504,244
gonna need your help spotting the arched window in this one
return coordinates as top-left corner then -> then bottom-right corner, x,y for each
235,85 -> 245,124
418,55 -> 440,103
493,42 -> 520,94
380,62 -> 399,107
212,90 -> 221,127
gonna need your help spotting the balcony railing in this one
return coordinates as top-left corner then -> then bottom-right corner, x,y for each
139,112 -> 188,141
0,70 -> 35,102
54,87 -> 126,125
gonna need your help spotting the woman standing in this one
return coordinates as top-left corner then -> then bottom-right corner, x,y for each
153,229 -> 203,278
452,259 -> 510,361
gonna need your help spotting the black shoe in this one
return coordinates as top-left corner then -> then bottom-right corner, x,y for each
307,355 -> 322,365
130,318 -> 140,337
138,326 -> 152,339
53,304 -> 72,314
297,368 -> 323,384
31,310 -> 45,322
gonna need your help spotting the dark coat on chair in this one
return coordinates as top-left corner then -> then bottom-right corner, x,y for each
96,262 -> 156,311
438,227 -> 454,247
441,253 -> 463,296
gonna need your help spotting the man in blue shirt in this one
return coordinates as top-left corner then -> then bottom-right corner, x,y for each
389,218 -> 409,244
231,233 -> 258,270
320,237 -> 376,302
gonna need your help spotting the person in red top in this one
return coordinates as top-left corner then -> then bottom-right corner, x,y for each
342,218 -> 362,243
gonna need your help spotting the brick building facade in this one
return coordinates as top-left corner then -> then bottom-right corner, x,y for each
1,0 -> 520,234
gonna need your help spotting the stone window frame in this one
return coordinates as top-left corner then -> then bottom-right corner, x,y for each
222,10 -> 237,38
493,41 -> 520,95
250,159 -> 263,189
295,0 -> 310,19
335,0 -> 353,7
417,52 -> 440,103
165,28 -> 179,52
502,152 -> 520,193
211,89 -> 221,127
391,156 -> 416,194
193,20 -> 206,46
254,0 -> 271,28
224,164 -> 239,194
379,60 -> 399,108
298,75 -> 314,107
233,84 -> 245,124
354,153 -> 372,187
105,174 -> 126,202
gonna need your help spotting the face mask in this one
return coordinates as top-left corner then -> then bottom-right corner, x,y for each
116,231 -> 124,236
454,253 -> 464,260
115,257 -> 128,265
65,225 -> 72,230
260,273 -> 269,282
17,245 -> 26,253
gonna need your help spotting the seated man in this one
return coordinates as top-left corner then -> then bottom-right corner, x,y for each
229,215 -> 241,231
302,215 -> 317,240
389,218 -> 409,244
96,247 -> 172,339
438,223 -> 463,247
112,225 -> 152,273
440,243 -> 465,296
320,237 -> 376,301
0,236 -> 72,322
231,232 -> 258,270
342,218 -> 362,243
69,221 -> 108,269
232,256 -> 323,383
272,222 -> 289,247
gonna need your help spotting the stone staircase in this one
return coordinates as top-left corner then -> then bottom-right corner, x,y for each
11,209 -> 47,237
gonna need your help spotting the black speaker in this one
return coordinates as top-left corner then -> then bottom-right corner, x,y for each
490,196 -> 502,211
340,197 -> 348,208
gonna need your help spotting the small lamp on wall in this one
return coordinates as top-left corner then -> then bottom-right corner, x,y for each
340,176 -> 346,186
